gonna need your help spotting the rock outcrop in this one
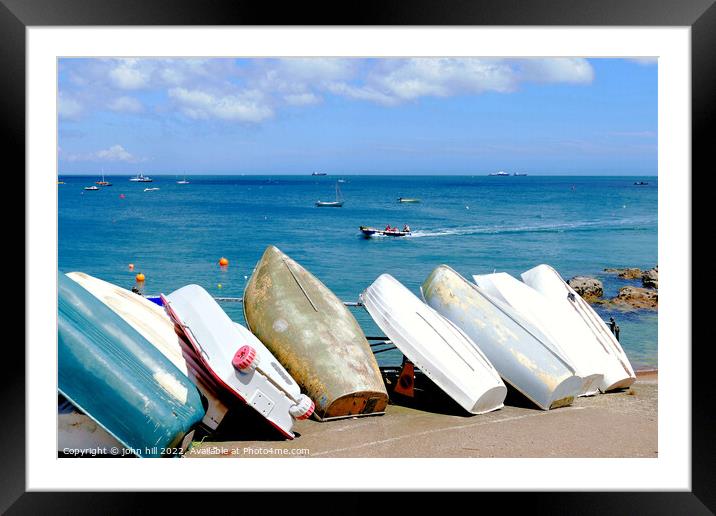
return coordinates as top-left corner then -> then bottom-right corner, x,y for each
604,267 -> 642,279
567,276 -> 603,301
609,286 -> 658,310
642,266 -> 658,289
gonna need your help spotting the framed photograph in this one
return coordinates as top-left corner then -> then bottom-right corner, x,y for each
11,0 -> 709,512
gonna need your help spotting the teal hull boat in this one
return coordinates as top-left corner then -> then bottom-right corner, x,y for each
58,274 -> 205,457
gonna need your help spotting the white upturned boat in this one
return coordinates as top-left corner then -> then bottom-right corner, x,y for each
521,264 -> 636,391
58,397 -> 124,455
163,284 -> 314,439
421,265 -> 583,410
65,272 -> 229,430
360,274 -> 507,414
473,272 -> 604,396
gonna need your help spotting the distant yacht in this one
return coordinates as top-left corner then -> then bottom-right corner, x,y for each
129,172 -> 153,182
513,172 -> 528,176
144,187 -> 160,192
312,172 -> 327,176
489,171 -> 510,176
177,175 -> 190,184
84,185 -> 99,191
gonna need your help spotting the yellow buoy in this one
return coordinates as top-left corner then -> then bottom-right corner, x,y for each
135,273 -> 145,282
219,257 -> 229,267
218,283 -> 222,289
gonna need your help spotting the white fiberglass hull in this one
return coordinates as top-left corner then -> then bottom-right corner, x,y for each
473,272 -> 603,396
421,265 -> 583,410
163,284 -> 305,439
360,274 -> 506,414
66,272 -> 228,430
58,411 -> 124,455
521,264 -> 636,391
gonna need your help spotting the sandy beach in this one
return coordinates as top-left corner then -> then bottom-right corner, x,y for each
185,370 -> 657,459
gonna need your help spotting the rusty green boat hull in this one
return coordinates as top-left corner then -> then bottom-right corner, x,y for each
243,246 -> 388,420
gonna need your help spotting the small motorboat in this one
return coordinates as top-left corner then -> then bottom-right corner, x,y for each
360,225 -> 411,237
144,187 -> 160,192
634,181 -> 649,185
398,197 -> 421,203
311,172 -> 327,176
83,185 -> 99,191
163,284 -> 313,438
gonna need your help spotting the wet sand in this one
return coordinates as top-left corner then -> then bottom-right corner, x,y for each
185,370 -> 657,459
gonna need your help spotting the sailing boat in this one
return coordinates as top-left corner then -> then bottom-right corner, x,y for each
96,169 -> 112,186
177,175 -> 190,184
316,182 -> 344,207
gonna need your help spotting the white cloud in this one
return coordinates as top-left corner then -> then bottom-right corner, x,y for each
96,144 -> 135,161
169,87 -> 273,122
628,57 -> 658,65
516,58 -> 594,84
322,58 -> 593,106
108,96 -> 143,113
324,81 -> 399,106
61,144 -> 143,163
109,60 -> 149,89
283,92 -> 321,106
58,94 -> 82,119
60,57 -> 599,123
273,58 -> 355,82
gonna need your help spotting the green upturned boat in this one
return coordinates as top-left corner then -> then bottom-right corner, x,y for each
243,246 -> 388,420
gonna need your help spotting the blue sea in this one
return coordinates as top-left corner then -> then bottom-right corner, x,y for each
58,175 -> 658,369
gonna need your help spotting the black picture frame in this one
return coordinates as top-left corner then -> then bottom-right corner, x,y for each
7,0 -> 709,512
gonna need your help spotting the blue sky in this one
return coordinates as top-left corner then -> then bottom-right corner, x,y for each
58,58 -> 657,175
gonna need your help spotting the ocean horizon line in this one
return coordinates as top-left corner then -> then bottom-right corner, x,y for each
58,172 -> 659,177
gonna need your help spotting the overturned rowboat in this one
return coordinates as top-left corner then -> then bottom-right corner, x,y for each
421,265 -> 583,410
473,272 -> 604,396
163,284 -> 313,439
361,274 -> 506,414
243,246 -> 388,420
58,273 -> 205,456
66,272 -> 229,431
521,264 -> 636,391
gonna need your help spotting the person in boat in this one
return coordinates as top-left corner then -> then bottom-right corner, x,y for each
403,224 -> 411,233
385,225 -> 392,232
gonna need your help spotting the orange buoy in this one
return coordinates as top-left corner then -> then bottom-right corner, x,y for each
128,263 -> 135,271
219,257 -> 229,267
135,273 -> 145,282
